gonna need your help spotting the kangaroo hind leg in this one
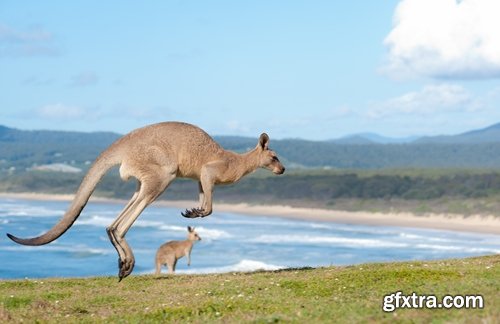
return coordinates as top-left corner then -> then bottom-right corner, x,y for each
107,169 -> 176,280
106,181 -> 141,267
155,259 -> 163,276
167,257 -> 177,274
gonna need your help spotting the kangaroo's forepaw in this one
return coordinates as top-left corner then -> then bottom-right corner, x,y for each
181,208 -> 206,218
118,257 -> 135,281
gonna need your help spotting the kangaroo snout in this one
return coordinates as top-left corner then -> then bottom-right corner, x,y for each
274,166 -> 285,175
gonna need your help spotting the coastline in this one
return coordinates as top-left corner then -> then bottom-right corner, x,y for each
1,192 -> 500,235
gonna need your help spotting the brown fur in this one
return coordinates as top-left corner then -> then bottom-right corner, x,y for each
6,121 -> 285,280
155,226 -> 201,275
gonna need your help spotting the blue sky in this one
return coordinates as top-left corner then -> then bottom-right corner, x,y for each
1,0 -> 499,140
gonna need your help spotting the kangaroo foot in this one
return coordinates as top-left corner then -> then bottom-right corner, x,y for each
107,228 -> 135,281
118,256 -> 135,281
181,208 -> 207,218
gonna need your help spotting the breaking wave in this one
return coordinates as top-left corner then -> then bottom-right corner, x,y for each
74,215 -> 231,240
0,203 -> 64,218
414,244 -> 500,254
144,259 -> 284,275
250,234 -> 409,248
0,244 -> 111,256
249,233 -> 500,254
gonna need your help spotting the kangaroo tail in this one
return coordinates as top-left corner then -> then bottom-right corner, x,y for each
6,148 -> 121,246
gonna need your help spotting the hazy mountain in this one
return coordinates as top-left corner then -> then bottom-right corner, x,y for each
333,122 -> 500,145
332,133 -> 419,144
416,122 -> 500,144
330,135 -> 375,145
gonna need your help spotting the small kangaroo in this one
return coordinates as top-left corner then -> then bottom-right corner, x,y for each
7,121 -> 285,280
155,226 -> 201,275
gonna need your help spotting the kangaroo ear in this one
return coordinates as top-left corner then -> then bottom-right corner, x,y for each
187,226 -> 193,232
258,133 -> 269,150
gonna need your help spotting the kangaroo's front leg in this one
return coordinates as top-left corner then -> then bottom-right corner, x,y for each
182,181 -> 206,218
197,181 -> 204,209
186,247 -> 192,266
182,162 -> 221,218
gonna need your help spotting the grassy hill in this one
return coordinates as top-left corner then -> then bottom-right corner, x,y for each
0,254 -> 498,323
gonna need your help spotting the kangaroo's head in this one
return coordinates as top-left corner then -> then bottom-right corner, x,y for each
256,133 -> 285,175
187,226 -> 202,241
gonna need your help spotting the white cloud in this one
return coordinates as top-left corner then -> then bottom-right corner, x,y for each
37,103 -> 86,120
0,23 -> 59,57
383,0 -> 500,79
367,84 -> 476,118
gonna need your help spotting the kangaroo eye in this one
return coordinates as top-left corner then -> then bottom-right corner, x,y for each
272,156 -> 279,162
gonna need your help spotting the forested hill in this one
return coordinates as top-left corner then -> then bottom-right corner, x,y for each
0,125 -> 120,170
1,124 -> 500,170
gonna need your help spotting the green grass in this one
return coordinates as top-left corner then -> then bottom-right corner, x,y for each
1,255 -> 498,323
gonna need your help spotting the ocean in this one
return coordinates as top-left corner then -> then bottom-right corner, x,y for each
0,197 -> 499,279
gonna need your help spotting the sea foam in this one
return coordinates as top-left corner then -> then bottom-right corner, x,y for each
250,234 -> 409,248
0,203 -> 64,218
143,259 -> 284,275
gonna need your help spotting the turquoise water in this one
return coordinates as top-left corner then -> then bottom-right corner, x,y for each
1,197 -> 499,279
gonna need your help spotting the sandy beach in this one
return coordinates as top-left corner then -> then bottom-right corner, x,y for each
1,192 -> 499,235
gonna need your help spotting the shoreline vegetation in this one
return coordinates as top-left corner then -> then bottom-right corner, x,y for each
3,168 -> 500,217
1,192 -> 500,235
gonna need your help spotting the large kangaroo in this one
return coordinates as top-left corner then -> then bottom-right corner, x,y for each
6,121 -> 285,280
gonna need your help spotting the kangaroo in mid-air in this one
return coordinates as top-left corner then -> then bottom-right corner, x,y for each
155,226 -> 201,275
6,121 -> 285,280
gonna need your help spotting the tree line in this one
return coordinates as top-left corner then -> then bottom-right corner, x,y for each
2,170 -> 500,203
